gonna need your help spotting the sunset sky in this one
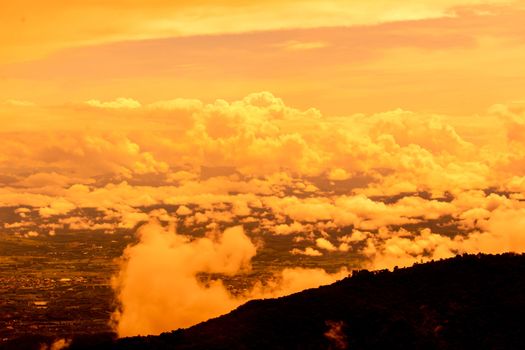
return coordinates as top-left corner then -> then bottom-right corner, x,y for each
2,0 -> 525,338
2,0 -> 525,114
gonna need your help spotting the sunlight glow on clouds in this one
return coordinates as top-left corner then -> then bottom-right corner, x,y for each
112,222 -> 347,336
2,0 -> 525,338
2,92 -> 525,335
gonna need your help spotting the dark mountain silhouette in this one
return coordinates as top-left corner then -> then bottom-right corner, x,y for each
5,253 -> 525,350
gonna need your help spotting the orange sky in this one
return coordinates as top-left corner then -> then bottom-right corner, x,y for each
1,0 -> 524,114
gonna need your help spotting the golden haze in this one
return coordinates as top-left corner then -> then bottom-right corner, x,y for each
1,0 -> 525,338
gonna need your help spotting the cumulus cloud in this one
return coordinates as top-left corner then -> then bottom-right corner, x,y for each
112,221 -> 347,337
38,198 -> 76,218
1,92 -> 521,197
0,92 -> 477,185
85,98 -> 142,109
273,221 -> 311,235
112,222 -> 255,336
0,97 -> 522,238
291,247 -> 323,256
2,93 -> 525,337
175,205 -> 192,216
316,238 -> 337,252
363,207 -> 525,270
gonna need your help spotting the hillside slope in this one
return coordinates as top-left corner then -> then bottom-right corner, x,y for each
64,253 -> 525,350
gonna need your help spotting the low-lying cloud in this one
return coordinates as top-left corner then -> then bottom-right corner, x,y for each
112,221 -> 348,337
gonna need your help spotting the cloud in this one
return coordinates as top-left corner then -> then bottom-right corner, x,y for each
112,222 -> 256,336
0,92 -> 519,197
291,247 -> 323,256
38,198 -> 76,218
15,172 -> 90,188
363,207 -> 525,270
1,94 -> 524,239
278,40 -> 329,51
316,238 -> 337,252
273,221 -> 311,235
328,168 -> 351,181
112,221 -> 348,336
2,0 -> 509,64
3,99 -> 35,107
2,92 -> 525,338
175,205 -> 192,216
85,98 -> 142,109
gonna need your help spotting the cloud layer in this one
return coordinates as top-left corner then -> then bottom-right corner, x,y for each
2,92 -> 525,336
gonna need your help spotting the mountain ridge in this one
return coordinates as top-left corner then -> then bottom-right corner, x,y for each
5,253 -> 525,350
81,253 -> 525,349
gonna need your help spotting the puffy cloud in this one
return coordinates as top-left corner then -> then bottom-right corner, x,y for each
26,230 -> 39,237
316,238 -> 337,252
490,101 -> 525,143
59,216 -> 115,231
175,205 -> 192,216
0,92 -> 521,197
38,198 -> 76,218
85,98 -> 142,109
364,207 -> 525,270
252,267 -> 348,299
291,247 -> 323,256
273,221 -> 311,235
328,168 -> 351,181
112,222 -> 256,336
0,92 -> 465,183
113,221 -> 348,336
2,92 -> 525,337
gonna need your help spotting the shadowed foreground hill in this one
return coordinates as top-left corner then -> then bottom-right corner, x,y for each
71,253 -> 525,350
8,253 -> 525,350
